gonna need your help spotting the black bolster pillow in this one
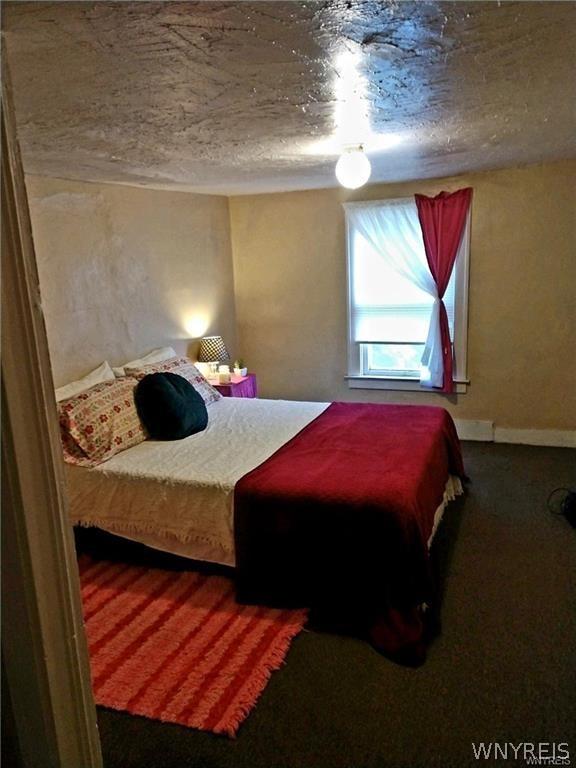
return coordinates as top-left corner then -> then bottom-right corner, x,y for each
135,371 -> 208,440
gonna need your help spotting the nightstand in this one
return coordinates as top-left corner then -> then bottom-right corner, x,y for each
211,373 -> 258,398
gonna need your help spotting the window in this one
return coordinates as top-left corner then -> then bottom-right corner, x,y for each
345,197 -> 470,391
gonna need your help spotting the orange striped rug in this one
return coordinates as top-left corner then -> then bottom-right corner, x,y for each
79,555 -> 307,736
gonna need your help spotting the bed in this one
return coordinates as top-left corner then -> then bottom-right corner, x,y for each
67,395 -> 465,665
67,397 -> 328,566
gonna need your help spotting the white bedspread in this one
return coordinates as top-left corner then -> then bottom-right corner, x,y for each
67,397 -> 329,566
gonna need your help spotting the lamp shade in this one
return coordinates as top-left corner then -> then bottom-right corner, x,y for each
197,335 -> 230,362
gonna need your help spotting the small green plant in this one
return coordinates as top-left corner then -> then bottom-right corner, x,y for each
234,357 -> 245,369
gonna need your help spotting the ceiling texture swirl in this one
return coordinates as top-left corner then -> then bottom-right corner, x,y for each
3,1 -> 575,194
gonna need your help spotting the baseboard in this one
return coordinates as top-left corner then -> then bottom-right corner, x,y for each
454,419 -> 575,447
454,419 -> 494,441
494,428 -> 576,448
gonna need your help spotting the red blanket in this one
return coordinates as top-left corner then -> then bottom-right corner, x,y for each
234,403 -> 465,665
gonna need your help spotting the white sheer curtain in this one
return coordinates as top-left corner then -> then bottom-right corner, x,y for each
345,198 -> 444,388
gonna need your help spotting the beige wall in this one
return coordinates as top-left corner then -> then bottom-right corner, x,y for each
25,163 -> 575,430
230,161 -> 576,431
26,176 -> 238,386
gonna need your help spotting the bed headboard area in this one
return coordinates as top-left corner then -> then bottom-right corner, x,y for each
25,175 -> 238,387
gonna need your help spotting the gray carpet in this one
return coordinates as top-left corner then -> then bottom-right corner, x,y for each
96,442 -> 576,768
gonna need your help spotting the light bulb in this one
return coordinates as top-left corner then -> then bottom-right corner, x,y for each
335,147 -> 371,189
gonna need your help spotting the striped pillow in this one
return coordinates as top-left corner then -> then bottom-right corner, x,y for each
59,378 -> 146,467
125,356 -> 222,406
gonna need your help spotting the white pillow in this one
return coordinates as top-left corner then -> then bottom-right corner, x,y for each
55,361 -> 115,402
112,346 -> 177,377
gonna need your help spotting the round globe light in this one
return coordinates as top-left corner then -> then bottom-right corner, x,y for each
335,148 -> 371,189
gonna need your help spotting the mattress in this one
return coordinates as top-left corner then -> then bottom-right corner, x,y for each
67,397 -> 330,566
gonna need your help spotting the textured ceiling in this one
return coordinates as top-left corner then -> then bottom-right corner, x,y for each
3,1 -> 576,195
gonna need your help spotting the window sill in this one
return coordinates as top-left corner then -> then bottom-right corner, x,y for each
346,375 -> 468,393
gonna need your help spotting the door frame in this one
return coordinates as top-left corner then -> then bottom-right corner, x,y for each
1,45 -> 102,768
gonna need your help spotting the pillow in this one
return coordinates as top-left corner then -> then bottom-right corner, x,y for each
134,372 -> 208,440
125,356 -> 222,406
112,346 -> 177,377
58,378 -> 146,467
55,361 -> 115,402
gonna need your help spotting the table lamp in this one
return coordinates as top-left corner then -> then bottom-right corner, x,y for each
198,335 -> 230,376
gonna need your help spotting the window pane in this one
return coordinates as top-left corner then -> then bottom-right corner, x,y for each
364,343 -> 423,377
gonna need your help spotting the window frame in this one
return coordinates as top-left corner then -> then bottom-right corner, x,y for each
345,197 -> 471,393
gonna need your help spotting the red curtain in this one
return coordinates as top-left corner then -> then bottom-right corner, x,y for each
415,187 -> 473,393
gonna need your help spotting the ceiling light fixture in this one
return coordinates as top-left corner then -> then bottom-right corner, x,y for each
335,145 -> 371,189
